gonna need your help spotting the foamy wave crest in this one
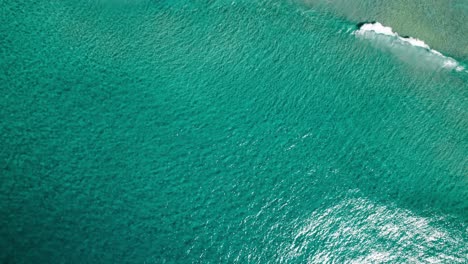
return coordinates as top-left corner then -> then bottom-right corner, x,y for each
354,22 -> 466,72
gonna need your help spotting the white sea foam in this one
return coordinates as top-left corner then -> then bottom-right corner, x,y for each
357,22 -> 396,37
354,22 -> 466,73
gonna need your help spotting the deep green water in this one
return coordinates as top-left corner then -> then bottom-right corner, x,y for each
1,1 -> 467,263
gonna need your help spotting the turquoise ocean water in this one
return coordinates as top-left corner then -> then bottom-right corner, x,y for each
1,0 -> 467,262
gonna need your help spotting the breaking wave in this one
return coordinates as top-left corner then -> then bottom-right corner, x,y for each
354,22 -> 466,73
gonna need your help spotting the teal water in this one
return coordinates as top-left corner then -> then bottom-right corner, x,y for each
1,1 -> 467,263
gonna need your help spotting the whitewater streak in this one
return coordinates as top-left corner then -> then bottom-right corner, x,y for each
354,22 -> 466,72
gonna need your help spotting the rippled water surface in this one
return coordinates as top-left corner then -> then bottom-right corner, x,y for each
1,1 -> 467,263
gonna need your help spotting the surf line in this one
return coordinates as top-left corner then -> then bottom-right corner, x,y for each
353,21 -> 466,73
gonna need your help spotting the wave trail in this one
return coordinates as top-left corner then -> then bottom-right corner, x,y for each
354,22 -> 466,73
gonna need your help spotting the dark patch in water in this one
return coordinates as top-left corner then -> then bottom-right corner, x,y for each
356,21 -> 376,29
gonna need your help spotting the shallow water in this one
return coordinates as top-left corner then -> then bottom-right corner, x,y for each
1,1 -> 467,263
299,0 -> 468,61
